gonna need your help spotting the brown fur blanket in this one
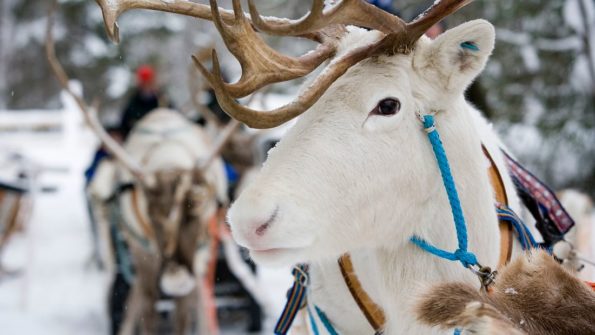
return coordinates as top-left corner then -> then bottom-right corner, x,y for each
415,250 -> 595,335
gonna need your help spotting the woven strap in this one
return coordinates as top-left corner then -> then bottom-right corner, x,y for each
502,150 -> 574,243
496,205 -> 537,250
274,264 -> 309,335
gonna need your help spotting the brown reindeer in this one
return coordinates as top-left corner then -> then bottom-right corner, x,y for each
118,166 -> 221,335
415,250 -> 595,335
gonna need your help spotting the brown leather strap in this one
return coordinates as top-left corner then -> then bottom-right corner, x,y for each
338,254 -> 385,332
482,146 -> 513,268
0,195 -> 21,248
339,145 -> 515,332
131,188 -> 155,239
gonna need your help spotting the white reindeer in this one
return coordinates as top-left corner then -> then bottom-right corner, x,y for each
229,23 -> 519,335
95,1 -> 526,334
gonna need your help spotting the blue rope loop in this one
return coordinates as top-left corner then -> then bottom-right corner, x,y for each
410,114 -> 479,268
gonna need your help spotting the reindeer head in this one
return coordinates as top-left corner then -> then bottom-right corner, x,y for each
136,169 -> 215,296
230,21 -> 496,266
88,0 -> 495,266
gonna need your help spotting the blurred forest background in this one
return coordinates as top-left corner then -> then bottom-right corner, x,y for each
0,0 -> 593,195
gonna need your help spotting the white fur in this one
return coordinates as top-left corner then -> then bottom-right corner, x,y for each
229,20 -> 519,335
160,264 -> 196,297
122,108 -> 228,204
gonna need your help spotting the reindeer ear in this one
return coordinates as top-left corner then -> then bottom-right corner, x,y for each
421,19 -> 495,94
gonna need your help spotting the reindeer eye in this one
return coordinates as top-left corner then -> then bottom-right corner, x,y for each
372,98 -> 400,116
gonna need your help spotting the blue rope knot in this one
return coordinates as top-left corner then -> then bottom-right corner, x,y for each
454,249 -> 478,268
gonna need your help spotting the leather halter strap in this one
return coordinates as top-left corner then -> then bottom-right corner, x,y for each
338,255 -> 386,331
130,187 -> 155,239
338,145 -> 514,333
482,145 -> 513,268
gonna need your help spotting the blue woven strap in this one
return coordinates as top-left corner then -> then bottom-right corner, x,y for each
496,205 -> 538,250
410,115 -> 479,268
274,264 -> 309,335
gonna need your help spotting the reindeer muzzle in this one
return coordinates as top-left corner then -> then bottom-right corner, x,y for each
159,262 -> 196,297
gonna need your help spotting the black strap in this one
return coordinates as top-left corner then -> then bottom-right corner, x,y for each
106,183 -> 135,203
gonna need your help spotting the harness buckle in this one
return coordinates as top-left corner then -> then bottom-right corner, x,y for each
468,263 -> 497,291
293,265 -> 310,288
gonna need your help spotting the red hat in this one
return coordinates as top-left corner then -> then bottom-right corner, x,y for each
136,65 -> 155,84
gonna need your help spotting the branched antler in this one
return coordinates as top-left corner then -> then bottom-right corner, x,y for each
248,0 -> 406,36
203,0 -> 337,99
46,1 -> 145,181
98,0 -> 474,129
95,0 -> 321,43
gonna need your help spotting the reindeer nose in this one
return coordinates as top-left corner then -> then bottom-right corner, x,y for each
255,207 -> 278,236
255,221 -> 271,236
227,196 -> 280,248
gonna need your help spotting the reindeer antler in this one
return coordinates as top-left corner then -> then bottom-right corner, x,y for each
98,0 -> 472,129
198,0 -> 338,99
46,1 -> 145,181
406,0 -> 473,45
248,0 -> 406,36
95,0 -> 323,43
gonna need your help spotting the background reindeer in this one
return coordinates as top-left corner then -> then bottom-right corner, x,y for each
46,4 -> 234,334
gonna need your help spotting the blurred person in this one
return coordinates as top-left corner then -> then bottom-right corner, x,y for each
84,127 -> 122,186
120,65 -> 173,138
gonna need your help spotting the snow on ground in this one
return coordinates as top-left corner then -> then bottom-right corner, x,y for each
0,113 -> 108,334
0,107 -> 292,334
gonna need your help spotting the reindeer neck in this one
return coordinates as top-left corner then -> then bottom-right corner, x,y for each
353,101 -> 501,334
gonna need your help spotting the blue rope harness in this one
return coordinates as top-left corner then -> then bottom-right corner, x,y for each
410,114 -> 542,335
409,115 -> 479,268
273,113 -> 544,335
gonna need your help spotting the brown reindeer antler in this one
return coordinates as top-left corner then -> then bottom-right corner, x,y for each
248,0 -> 406,36
46,1 -> 145,181
98,0 -> 472,129
95,0 -> 323,43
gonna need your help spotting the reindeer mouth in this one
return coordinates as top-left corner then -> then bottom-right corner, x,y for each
160,263 -> 196,297
249,246 -> 307,266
